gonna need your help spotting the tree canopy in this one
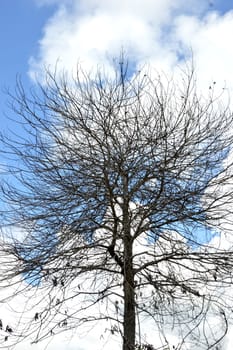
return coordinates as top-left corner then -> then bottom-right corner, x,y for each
1,61 -> 233,349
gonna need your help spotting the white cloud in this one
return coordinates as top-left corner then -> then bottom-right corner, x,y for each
29,0 -> 233,99
173,11 -> 233,92
29,0 -> 210,81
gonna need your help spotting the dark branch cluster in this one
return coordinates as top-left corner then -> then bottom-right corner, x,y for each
0,60 -> 233,349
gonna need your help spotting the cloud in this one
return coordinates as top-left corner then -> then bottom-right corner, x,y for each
173,11 -> 233,92
28,0 -> 233,100
28,0 -> 210,81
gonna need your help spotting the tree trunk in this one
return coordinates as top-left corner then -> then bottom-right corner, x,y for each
122,175 -> 135,350
123,247 -> 135,350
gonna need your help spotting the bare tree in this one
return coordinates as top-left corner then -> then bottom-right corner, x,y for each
1,60 -> 233,350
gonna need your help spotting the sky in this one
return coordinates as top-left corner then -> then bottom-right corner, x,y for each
1,0 -> 233,349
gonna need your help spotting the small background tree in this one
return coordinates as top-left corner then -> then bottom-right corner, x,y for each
1,60 -> 233,349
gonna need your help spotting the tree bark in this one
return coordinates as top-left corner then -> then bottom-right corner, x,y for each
122,175 -> 135,350
123,245 -> 135,350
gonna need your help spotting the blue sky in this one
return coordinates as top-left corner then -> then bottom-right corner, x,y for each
1,1 -> 233,349
0,1 -> 55,128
